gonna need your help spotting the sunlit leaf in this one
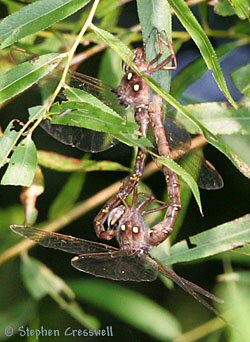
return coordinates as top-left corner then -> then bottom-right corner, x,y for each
137,0 -> 172,91
0,120 -> 23,168
167,0 -> 237,108
230,0 -> 249,20
161,214 -> 250,265
37,150 -> 128,172
0,0 -> 91,48
0,53 -> 64,104
1,135 -> 37,186
50,101 -> 137,135
69,279 -> 181,340
175,102 -> 250,135
213,0 -> 235,16
155,155 -> 202,214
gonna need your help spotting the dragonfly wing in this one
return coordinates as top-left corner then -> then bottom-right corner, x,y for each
66,71 -> 127,117
71,252 -> 158,282
40,119 -> 117,152
198,159 -> 224,190
164,117 -> 191,154
10,225 -> 118,254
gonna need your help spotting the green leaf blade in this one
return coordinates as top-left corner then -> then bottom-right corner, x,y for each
231,63 -> 250,96
156,156 -> 202,214
1,135 -> 37,186
69,279 -> 181,340
0,0 -> 91,49
168,0 -> 237,108
50,101 -> 137,135
162,214 -> 250,265
0,120 -> 21,168
0,53 -> 64,104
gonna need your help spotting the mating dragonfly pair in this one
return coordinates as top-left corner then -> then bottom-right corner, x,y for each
12,35 -> 224,315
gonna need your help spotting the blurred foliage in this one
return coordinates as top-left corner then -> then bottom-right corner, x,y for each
0,0 -> 249,341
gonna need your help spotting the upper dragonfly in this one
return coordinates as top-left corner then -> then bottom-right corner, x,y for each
39,38 -> 223,192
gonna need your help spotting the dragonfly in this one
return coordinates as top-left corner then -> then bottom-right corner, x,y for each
10,190 -> 223,316
34,35 -> 223,241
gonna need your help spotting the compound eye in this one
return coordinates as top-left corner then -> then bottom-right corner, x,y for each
133,83 -> 140,92
127,71 -> 133,81
132,226 -> 139,234
120,224 -> 126,231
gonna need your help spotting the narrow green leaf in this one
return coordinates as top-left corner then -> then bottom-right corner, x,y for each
175,102 -> 250,135
37,150 -> 128,172
217,281 -> 250,339
0,53 -> 65,104
91,24 -> 133,62
220,134 -> 250,167
214,0 -> 235,16
99,49 -> 123,87
0,120 -> 22,168
230,0 -> 249,19
63,86 -> 126,119
137,0 -> 172,91
167,0 -> 237,108
161,214 -> 250,265
0,0 -> 91,49
1,135 -> 37,186
21,255 -> 74,300
171,41 -> 244,98
21,256 -> 99,329
231,64 -> 250,96
50,101 -> 137,135
49,172 -> 86,220
156,155 -> 202,214
69,279 -> 181,341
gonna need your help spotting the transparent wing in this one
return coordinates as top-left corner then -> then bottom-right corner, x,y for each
40,70 -> 127,152
198,159 -> 224,190
164,118 -> 223,190
156,259 -> 224,316
10,225 -> 118,254
40,120 -> 116,153
72,252 -> 158,282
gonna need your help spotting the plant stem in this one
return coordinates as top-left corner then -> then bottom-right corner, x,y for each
28,0 -> 100,135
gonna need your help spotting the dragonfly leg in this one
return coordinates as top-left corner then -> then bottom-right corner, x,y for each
94,149 -> 148,240
148,36 -> 177,73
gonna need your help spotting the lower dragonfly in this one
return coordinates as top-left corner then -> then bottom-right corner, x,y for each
10,189 -> 223,317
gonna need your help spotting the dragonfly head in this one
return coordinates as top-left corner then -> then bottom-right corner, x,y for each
114,206 -> 151,252
116,47 -> 151,109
